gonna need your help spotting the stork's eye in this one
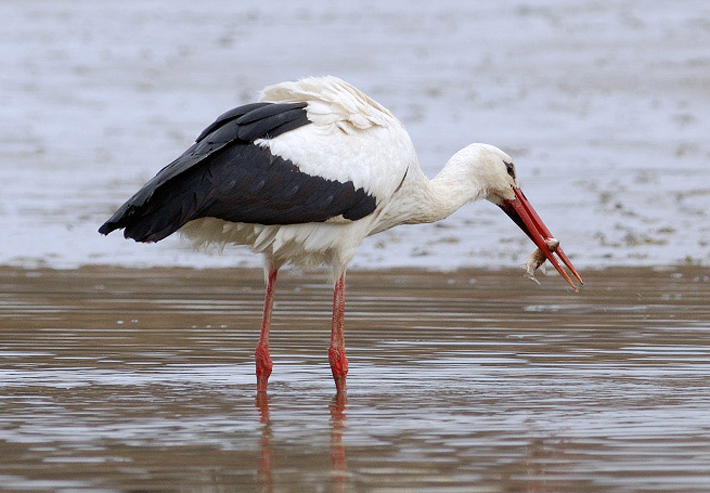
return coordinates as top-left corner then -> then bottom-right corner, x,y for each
504,161 -> 516,179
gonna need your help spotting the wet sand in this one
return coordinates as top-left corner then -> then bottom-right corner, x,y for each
1,266 -> 710,492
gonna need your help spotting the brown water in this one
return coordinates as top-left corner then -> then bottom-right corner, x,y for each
1,266 -> 710,492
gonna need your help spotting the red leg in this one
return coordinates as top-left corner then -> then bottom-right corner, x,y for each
328,274 -> 349,393
256,269 -> 278,392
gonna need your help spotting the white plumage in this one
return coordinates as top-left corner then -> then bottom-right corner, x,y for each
101,75 -> 582,393
181,76 -> 418,275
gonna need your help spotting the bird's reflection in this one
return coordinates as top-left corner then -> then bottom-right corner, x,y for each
255,392 -> 349,493
255,392 -> 273,492
329,393 -> 348,492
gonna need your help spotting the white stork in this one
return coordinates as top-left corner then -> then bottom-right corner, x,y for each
99,76 -> 583,393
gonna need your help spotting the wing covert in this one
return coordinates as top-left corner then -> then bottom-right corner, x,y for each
98,102 -> 377,243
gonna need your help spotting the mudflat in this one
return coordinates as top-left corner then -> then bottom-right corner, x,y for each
1,266 -> 709,492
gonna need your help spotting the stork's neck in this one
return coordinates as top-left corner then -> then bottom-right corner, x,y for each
404,155 -> 488,225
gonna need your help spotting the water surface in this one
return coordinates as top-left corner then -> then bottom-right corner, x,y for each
1,266 -> 710,492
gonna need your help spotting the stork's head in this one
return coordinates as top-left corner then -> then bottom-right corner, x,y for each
458,143 -> 583,291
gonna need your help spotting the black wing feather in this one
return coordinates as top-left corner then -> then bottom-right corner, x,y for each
237,107 -> 310,141
196,145 -> 376,226
99,102 -> 377,242
195,102 -> 270,142
235,102 -> 307,124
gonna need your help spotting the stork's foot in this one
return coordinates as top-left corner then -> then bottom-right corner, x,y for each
255,345 -> 273,392
328,346 -> 349,393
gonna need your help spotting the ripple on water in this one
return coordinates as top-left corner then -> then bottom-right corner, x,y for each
1,266 -> 710,492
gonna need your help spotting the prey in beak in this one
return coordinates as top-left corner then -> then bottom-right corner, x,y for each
499,188 -> 583,292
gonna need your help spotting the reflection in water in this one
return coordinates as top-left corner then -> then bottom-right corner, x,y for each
1,266 -> 710,492
256,393 -> 273,493
255,393 -> 350,493
329,394 -> 348,492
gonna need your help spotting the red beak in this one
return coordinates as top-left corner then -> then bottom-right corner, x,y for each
500,188 -> 583,292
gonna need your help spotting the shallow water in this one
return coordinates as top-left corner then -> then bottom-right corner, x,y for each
1,266 -> 710,492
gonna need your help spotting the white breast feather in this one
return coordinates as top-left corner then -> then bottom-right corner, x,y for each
181,217 -> 375,274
